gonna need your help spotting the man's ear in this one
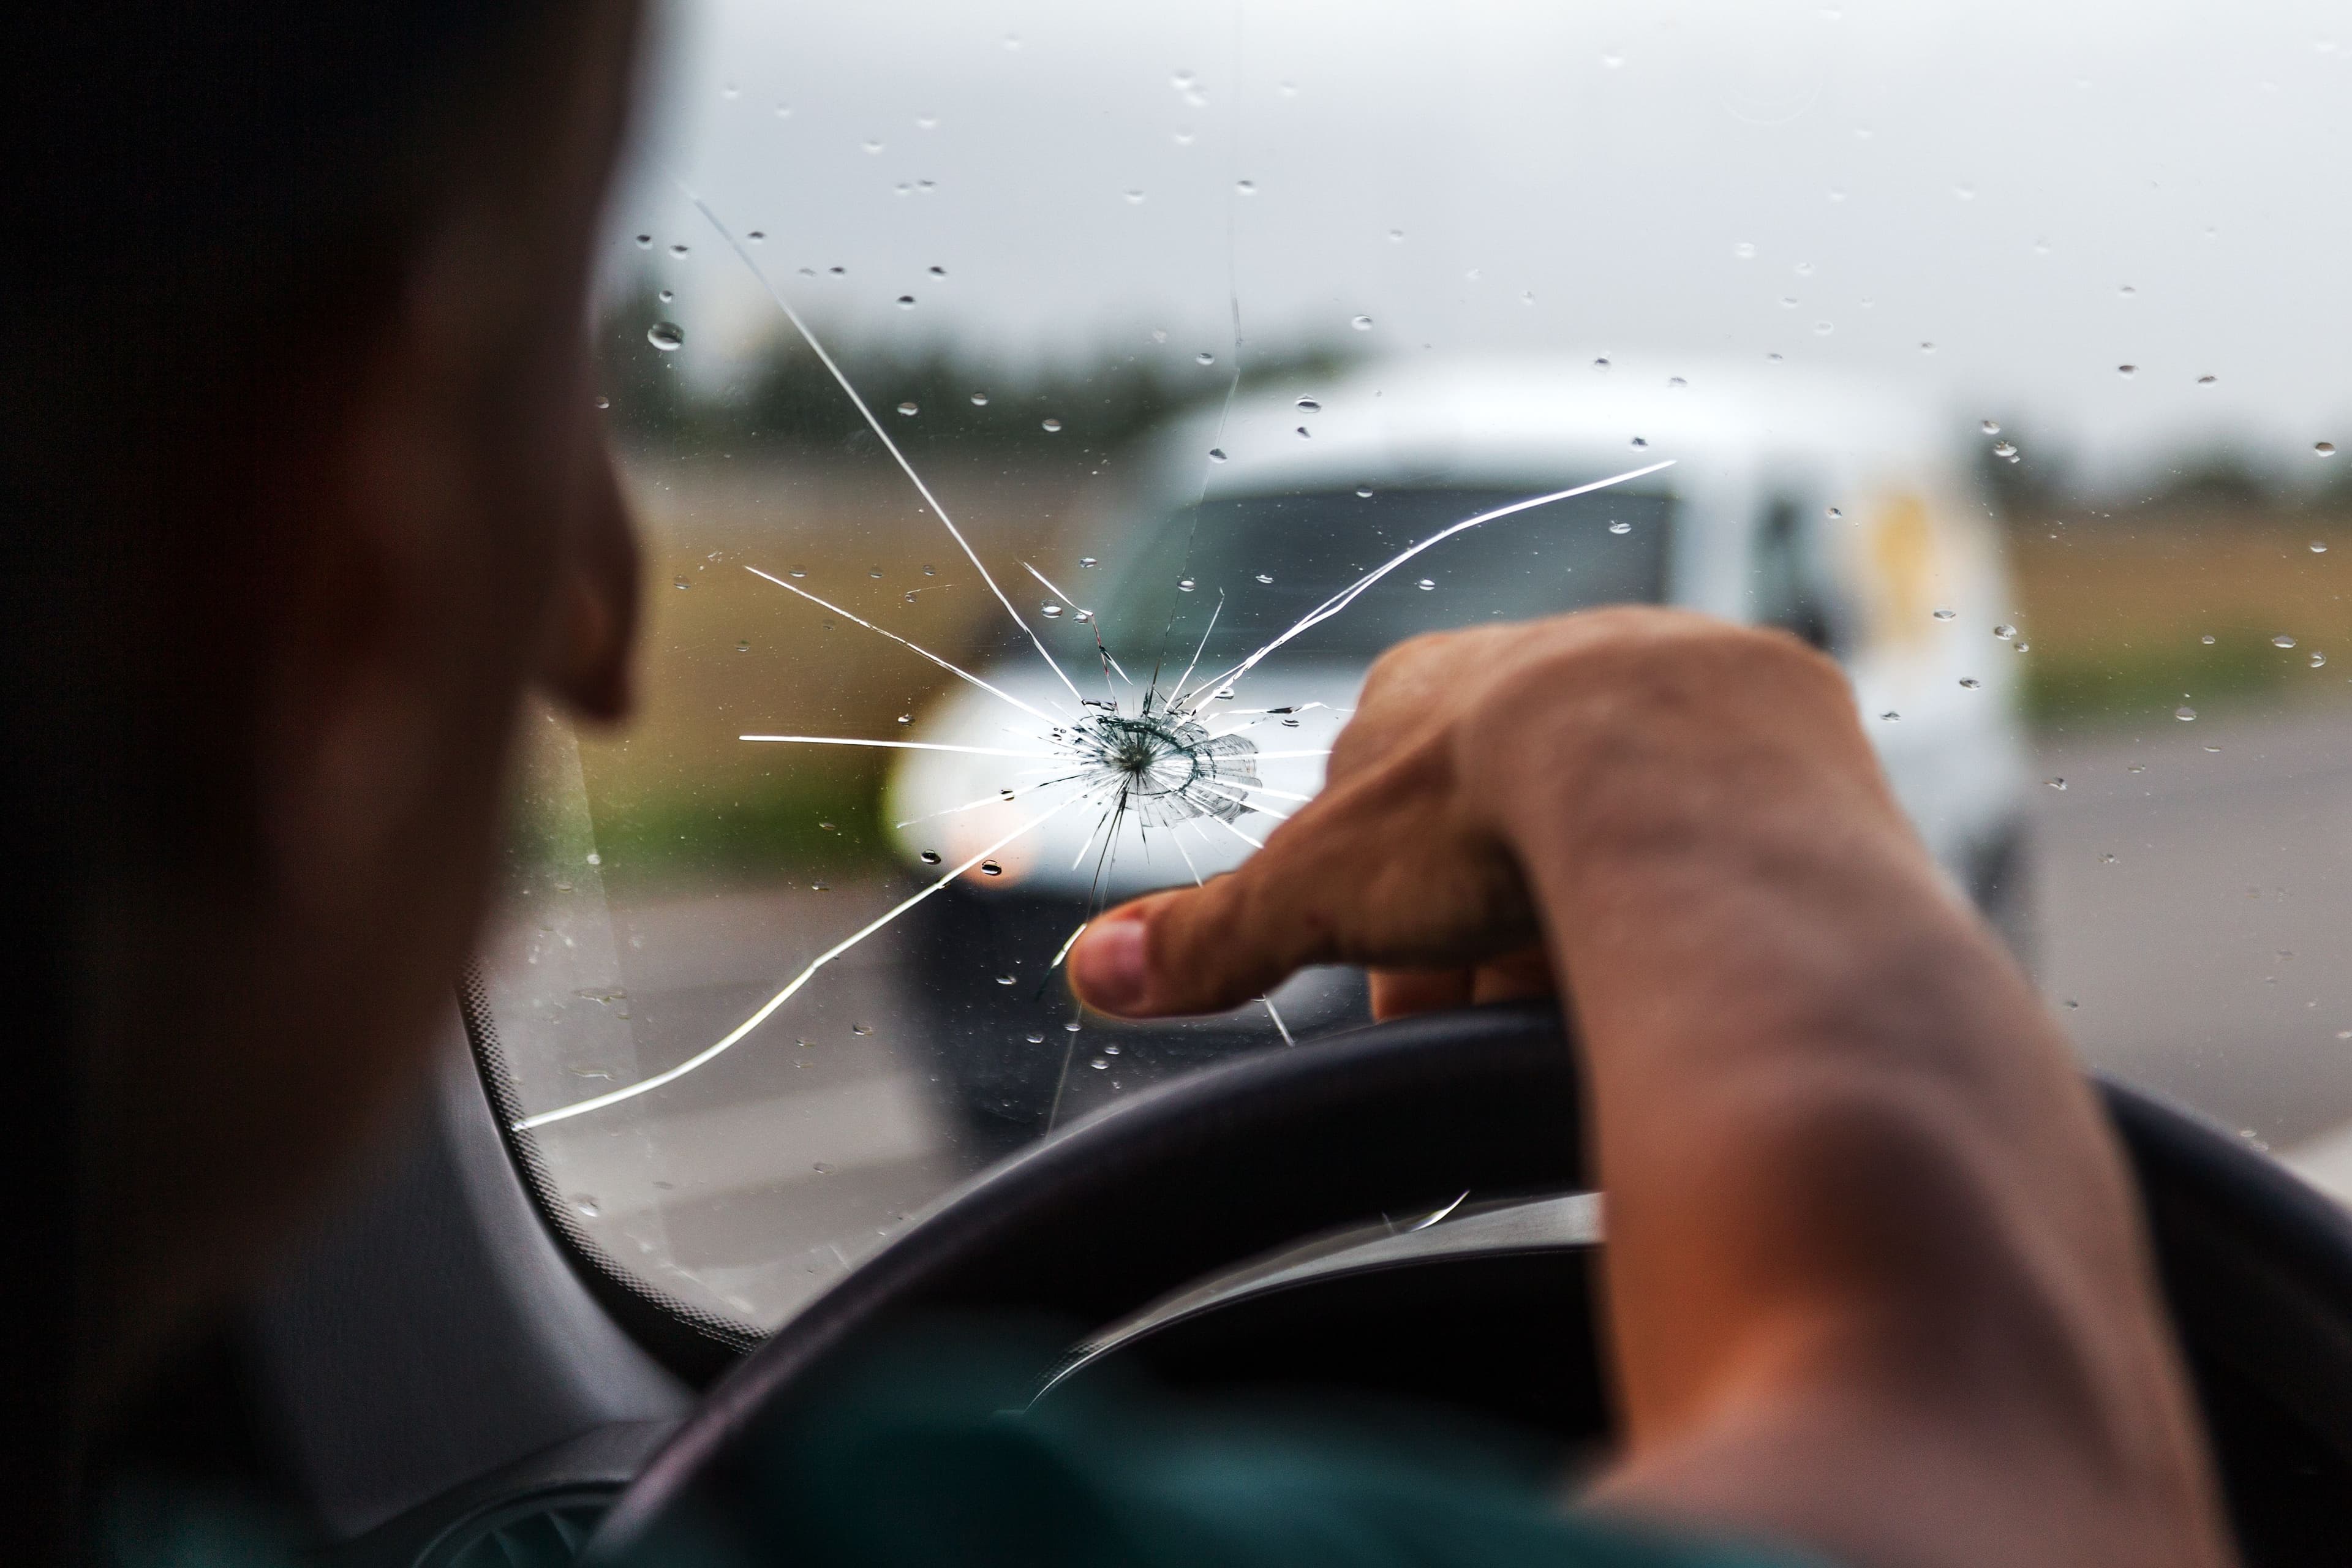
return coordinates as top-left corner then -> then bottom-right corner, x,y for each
537,431 -> 639,725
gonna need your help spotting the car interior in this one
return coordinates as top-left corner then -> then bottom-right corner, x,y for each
102,2 -> 2352,1562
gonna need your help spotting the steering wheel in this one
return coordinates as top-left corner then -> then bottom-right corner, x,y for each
585,1003 -> 2352,1567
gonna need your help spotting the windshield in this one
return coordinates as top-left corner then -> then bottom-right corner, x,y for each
1099,489 -> 1675,662
473,1 -> 2352,1335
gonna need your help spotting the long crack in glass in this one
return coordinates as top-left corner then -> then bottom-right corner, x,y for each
514,195 -> 1672,1136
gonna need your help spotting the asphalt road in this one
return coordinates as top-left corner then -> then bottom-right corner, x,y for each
2025,707 -> 2352,1177
496,705 -> 2352,1326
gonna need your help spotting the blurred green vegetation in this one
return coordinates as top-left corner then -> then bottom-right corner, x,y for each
597,276 -> 1361,461
586,771 -> 889,887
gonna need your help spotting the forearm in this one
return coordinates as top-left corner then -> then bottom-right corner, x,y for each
1469,641 -> 2224,1565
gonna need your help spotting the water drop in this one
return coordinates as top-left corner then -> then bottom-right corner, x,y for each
1177,577 -> 1197,592
1732,241 -> 1757,260
2198,374 -> 2217,386
896,295 -> 916,309
1122,190 -> 1145,205
2014,641 -> 2031,654
1104,1043 -> 1121,1056
1041,418 -> 1063,432
862,138 -> 883,154
1235,179 -> 1257,195
736,639 -> 750,653
897,401 -> 918,416
980,861 -> 1003,876
1932,607 -> 1956,621
1630,436 -> 1649,448
1608,520 -> 1632,535
2312,541 -> 2328,553
788,566 -> 806,578
1668,375 -> 1687,389
1416,578 -> 1436,591
1090,1057 -> 1110,1071
1295,426 -> 1311,439
1065,1020 -> 1084,1033
2048,778 -> 2067,791
2117,364 -> 2137,377
920,850 -> 941,865
970,391 -> 989,406
2312,652 -> 2329,668
1025,1032 -> 1045,1046
2274,634 -> 2298,649
647,321 -> 684,351
1992,440 -> 2018,458
668,244 -> 689,257
897,714 -> 911,725
1388,229 -> 1404,243
1207,447 -> 1227,462
1994,623 -> 2017,639
1814,321 -> 1834,336
996,974 -> 1016,986
2201,633 -> 2216,644
851,1023 -> 873,1036
1351,314 -> 1374,331
575,1196 -> 601,1218
1255,573 -> 1273,584
671,575 -> 689,591
2319,442 -> 2338,457
633,234 -> 651,248
2119,284 -> 2136,297
1920,342 -> 1937,353
1981,420 -> 2001,434
1041,603 -> 1062,619
1959,677 -> 1983,690
1826,506 -> 1843,519
1880,710 -> 1901,722
1295,396 -> 1321,412
1079,556 -> 1099,568
2176,705 -> 2198,721
1356,486 -> 1375,498
1592,356 -> 1612,372
1196,351 -> 1216,366
658,288 -> 674,303
593,396 -> 609,410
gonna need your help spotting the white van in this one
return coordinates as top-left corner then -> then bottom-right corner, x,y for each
886,355 -> 2029,1146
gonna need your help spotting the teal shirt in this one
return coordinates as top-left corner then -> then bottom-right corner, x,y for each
625,1329 -> 1824,1568
102,1332 -> 1822,1568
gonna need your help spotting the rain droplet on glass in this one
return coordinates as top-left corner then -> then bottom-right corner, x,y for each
1981,420 -> 2002,434
1207,447 -> 1227,462
897,401 -> 918,417
1177,577 -> 1197,592
1041,418 -> 1063,432
1041,604 -> 1062,619
2318,442 -> 2338,457
920,850 -> 941,865
1416,578 -> 1436,591
1932,607 -> 1956,621
979,861 -> 1003,877
2176,705 -> 2198,721
647,321 -> 684,351
1351,315 -> 1374,331
1959,677 -> 1983,690
970,391 -> 989,406
1994,624 -> 2017,639
1608,520 -> 1632,535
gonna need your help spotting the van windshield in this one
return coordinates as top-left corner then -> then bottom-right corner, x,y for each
1104,488 -> 1674,662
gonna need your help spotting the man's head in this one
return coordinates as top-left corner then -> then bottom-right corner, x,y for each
0,1 -> 647,1435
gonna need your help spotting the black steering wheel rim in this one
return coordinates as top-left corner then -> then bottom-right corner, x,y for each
586,1001 -> 2352,1563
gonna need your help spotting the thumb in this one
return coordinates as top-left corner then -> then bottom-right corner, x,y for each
1069,866 -> 1331,1019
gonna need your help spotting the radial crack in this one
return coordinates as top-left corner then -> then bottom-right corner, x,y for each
1176,461 -> 1676,709
688,190 -> 1087,704
747,566 -> 1061,723
516,786 -> 1112,1129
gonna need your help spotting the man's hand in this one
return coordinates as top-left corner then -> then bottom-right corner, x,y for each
1069,607 -> 1889,1023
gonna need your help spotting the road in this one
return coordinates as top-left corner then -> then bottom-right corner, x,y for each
491,706 -> 2352,1327
2025,706 -> 2352,1198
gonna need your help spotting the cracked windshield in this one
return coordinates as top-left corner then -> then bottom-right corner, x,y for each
480,1 -> 2352,1329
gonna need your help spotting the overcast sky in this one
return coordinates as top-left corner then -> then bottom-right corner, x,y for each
601,0 -> 2352,489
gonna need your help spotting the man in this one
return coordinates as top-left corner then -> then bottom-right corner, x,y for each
4,3 -> 2230,1566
